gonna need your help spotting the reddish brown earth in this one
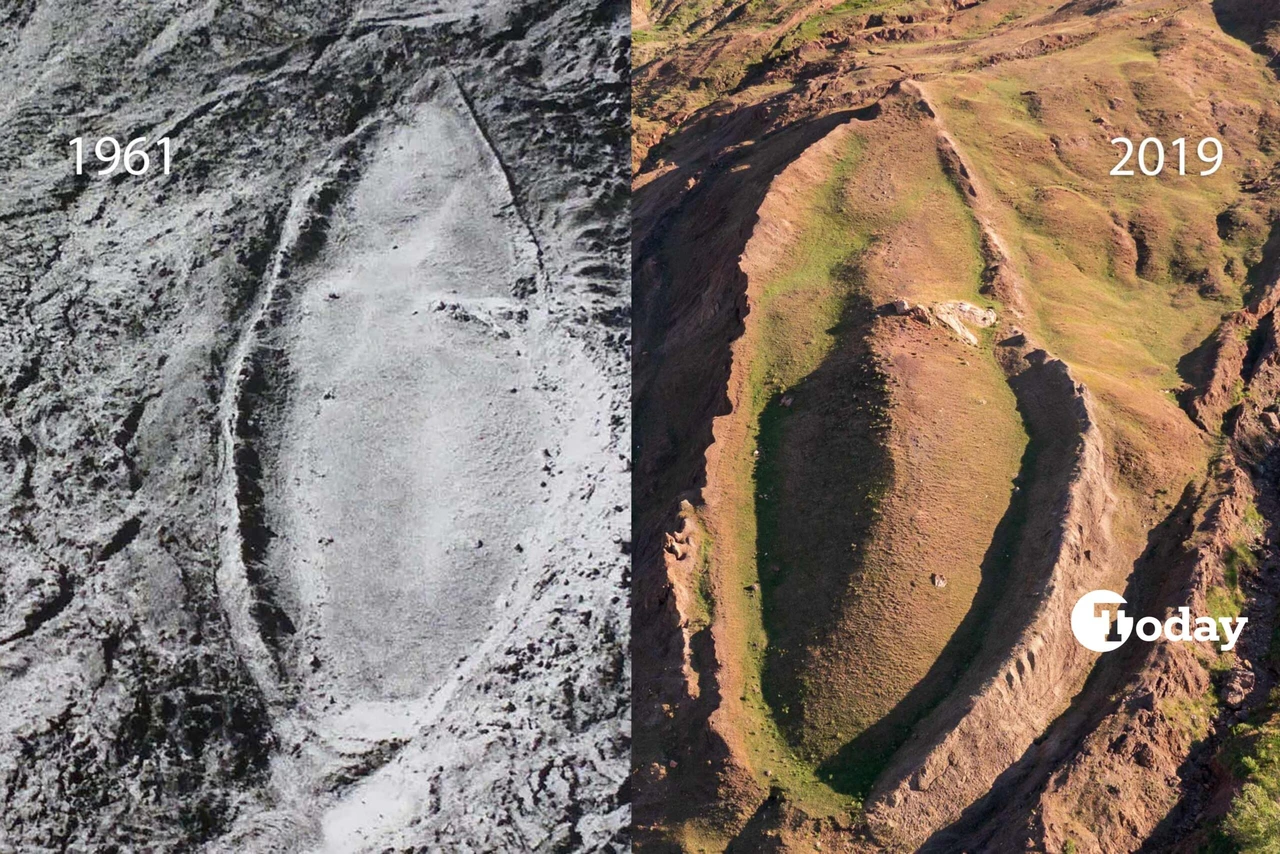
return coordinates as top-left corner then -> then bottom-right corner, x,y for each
635,0 -> 1280,851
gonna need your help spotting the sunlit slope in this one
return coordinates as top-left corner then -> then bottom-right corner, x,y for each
752,98 -> 1028,795
922,15 -> 1278,519
693,94 -> 1028,828
634,0 -> 1280,849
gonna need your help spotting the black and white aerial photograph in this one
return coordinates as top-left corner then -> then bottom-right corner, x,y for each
0,0 -> 629,851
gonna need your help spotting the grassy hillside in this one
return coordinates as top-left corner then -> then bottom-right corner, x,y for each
635,0 -> 1280,849
689,97 -> 1029,836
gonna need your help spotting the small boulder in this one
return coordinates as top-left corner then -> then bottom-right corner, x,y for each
1223,668 -> 1256,709
893,298 -> 912,315
931,573 -> 947,589
937,300 -> 997,328
907,305 -> 933,325
1134,742 -> 1156,769
932,301 -> 996,347
1263,411 -> 1280,433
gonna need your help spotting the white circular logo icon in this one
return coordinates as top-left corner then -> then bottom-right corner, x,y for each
1071,589 -> 1133,652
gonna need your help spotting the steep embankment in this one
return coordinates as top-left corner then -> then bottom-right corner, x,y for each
633,102 -> 875,848
864,93 -> 1119,847
635,0 -> 1280,850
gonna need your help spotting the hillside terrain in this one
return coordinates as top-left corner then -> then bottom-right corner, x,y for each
0,0 -> 629,850
633,0 -> 1280,850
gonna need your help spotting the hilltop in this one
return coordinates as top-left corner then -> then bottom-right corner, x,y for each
634,1 -> 1280,850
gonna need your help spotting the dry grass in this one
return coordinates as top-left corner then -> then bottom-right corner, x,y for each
923,11 -> 1280,542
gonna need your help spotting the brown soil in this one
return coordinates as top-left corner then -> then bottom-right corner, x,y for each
636,0 -> 1280,851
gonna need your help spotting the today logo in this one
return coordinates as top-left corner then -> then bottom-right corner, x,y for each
1071,589 -> 1247,653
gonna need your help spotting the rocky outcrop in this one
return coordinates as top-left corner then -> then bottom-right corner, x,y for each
893,298 -> 996,345
945,337 -> 1280,852
1181,300 -> 1279,434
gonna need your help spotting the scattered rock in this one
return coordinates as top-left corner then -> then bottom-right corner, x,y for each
932,301 -> 996,347
893,298 -> 912,314
1134,742 -> 1156,769
931,573 -> 947,589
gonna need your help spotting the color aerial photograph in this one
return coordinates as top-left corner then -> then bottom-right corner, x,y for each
633,0 -> 1280,851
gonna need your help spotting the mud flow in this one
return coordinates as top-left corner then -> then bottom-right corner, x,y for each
271,93 -> 545,703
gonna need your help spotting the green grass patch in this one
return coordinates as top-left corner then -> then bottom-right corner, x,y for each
1214,690 -> 1280,853
769,0 -> 891,57
683,507 -> 717,631
1223,497 -> 1262,606
716,130 -> 874,818
1208,585 -> 1246,625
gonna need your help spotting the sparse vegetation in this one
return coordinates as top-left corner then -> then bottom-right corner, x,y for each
700,94 -> 1030,816
635,0 -> 1280,848
1218,691 -> 1280,853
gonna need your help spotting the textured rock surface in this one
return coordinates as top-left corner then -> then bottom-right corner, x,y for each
0,1 -> 629,851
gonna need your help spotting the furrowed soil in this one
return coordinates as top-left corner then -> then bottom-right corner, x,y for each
634,0 -> 1280,850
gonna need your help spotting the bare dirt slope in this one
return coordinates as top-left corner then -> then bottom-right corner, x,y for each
635,0 -> 1280,850
0,1 -> 629,851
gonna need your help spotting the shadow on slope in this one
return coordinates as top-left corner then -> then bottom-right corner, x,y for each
753,277 -> 893,795
920,482 -> 1203,852
632,105 -> 884,836
806,350 -> 1038,798
1212,0 -> 1280,68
